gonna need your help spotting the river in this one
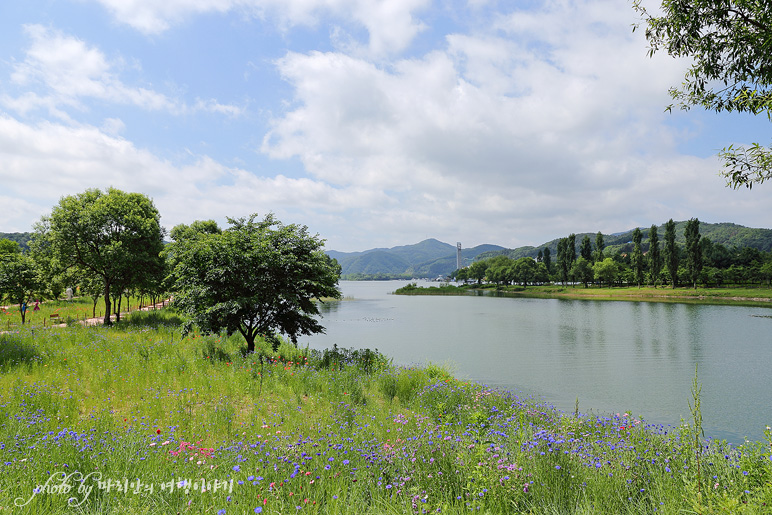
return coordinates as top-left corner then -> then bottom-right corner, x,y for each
306,280 -> 772,444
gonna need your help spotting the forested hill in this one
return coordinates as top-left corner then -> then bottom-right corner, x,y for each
476,221 -> 772,262
327,239 -> 505,279
0,232 -> 32,252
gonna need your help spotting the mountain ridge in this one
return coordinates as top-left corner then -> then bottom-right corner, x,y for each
327,221 -> 772,278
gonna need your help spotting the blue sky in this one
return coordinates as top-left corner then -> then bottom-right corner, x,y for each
1,0 -> 770,252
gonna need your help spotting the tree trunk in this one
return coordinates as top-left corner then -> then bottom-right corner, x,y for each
116,295 -> 122,322
238,326 -> 256,354
103,281 -> 112,326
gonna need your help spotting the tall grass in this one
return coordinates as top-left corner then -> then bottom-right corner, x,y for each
0,309 -> 770,513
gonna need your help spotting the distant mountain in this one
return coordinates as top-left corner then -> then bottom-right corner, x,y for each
476,221 -> 772,262
328,239 -> 506,278
0,232 -> 32,252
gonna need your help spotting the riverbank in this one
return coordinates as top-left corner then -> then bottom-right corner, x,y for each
395,283 -> 772,307
2,309 -> 771,513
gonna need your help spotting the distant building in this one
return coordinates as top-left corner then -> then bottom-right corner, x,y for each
456,242 -> 462,271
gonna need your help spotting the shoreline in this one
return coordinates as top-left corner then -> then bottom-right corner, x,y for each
394,283 -> 772,307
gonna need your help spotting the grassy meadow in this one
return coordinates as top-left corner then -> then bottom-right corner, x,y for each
1,296 -> 166,331
1,309 -> 771,514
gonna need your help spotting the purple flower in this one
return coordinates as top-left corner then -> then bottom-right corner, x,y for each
255,508 -> 263,514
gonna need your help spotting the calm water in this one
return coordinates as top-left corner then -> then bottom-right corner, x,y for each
307,281 -> 772,444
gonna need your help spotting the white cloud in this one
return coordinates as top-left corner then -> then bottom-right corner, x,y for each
257,0 -> 772,249
3,25 -> 243,118
0,114 -> 385,235
88,0 -> 429,56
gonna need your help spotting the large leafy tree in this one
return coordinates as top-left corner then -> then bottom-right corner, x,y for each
664,218 -> 680,288
684,217 -> 703,288
168,213 -> 342,353
467,260 -> 489,285
593,258 -> 619,288
634,0 -> 772,188
0,248 -> 42,325
572,257 -> 594,288
32,188 -> 165,325
648,224 -> 662,288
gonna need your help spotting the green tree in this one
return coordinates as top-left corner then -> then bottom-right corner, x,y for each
664,219 -> 679,288
468,260 -> 489,285
556,238 -> 569,285
580,235 -> 593,261
0,252 -> 42,325
685,218 -> 703,288
542,246 -> 552,275
32,188 -> 165,325
761,261 -> 772,286
595,232 -> 605,262
0,239 -> 20,256
572,257 -> 594,288
648,224 -> 662,288
634,1 -> 772,189
567,234 -> 577,268
631,227 -> 644,288
593,258 -> 618,288
169,220 -> 222,242
486,256 -> 514,286
512,257 -> 538,287
168,214 -> 341,353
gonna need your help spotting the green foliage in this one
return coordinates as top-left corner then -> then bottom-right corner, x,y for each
634,0 -> 772,189
593,257 -> 618,287
649,225 -> 662,288
168,213 -> 342,353
579,235 -> 593,261
0,251 -> 43,324
595,231 -> 605,262
0,232 -> 32,252
685,218 -> 703,289
571,257 -> 593,287
631,227 -> 645,287
665,218 -> 680,288
32,188 -> 165,326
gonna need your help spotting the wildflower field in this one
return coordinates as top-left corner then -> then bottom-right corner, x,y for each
0,309 -> 770,514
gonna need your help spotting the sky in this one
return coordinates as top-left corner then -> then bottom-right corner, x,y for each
0,0 -> 770,252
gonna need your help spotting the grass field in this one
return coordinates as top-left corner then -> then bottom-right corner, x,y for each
1,309 -> 771,513
1,296 -> 168,331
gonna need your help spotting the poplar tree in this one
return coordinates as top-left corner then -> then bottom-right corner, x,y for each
580,235 -> 593,261
631,227 -> 644,288
685,218 -> 703,289
595,232 -> 605,262
648,224 -> 662,288
664,219 -> 679,288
